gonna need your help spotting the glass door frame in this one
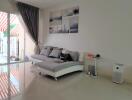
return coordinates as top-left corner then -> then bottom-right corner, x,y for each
7,13 -> 10,64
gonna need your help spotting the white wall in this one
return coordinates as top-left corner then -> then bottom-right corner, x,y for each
42,0 -> 132,83
0,0 -> 17,13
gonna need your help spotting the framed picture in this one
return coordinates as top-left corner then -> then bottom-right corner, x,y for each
49,6 -> 79,34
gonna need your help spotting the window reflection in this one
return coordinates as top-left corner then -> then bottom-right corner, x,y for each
0,62 -> 35,100
0,64 -> 20,100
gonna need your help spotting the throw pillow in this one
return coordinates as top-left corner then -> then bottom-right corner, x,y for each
40,47 -> 52,56
49,48 -> 62,58
60,53 -> 73,62
66,50 -> 79,61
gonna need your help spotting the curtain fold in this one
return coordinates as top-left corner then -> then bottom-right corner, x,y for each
16,2 -> 39,45
16,2 -> 40,54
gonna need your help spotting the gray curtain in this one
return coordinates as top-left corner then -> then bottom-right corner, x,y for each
16,2 -> 39,45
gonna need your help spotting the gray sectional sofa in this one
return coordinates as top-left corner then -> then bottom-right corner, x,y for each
30,46 -> 84,80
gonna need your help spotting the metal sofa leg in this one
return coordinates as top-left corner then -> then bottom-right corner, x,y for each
55,77 -> 58,81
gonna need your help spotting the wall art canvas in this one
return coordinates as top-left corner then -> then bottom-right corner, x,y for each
49,6 -> 79,34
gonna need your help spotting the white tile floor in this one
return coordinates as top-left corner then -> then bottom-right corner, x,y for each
21,75 -> 132,100
0,62 -> 132,100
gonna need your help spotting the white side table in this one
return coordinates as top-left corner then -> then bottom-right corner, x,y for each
84,53 -> 101,77
86,58 -> 97,76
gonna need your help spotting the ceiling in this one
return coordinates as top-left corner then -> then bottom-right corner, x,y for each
16,0 -> 77,8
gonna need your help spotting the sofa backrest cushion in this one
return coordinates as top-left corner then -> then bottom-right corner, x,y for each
49,48 -> 62,58
40,46 -> 53,56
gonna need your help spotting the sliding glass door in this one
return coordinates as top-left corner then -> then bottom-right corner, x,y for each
0,11 -> 25,64
10,14 -> 24,63
0,11 -> 24,100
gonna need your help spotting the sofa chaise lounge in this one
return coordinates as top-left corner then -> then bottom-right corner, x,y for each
30,46 -> 84,80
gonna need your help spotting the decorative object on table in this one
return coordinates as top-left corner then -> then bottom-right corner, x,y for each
87,53 -> 95,60
49,6 -> 79,34
95,54 -> 101,58
86,53 -> 101,76
112,63 -> 124,84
